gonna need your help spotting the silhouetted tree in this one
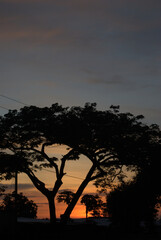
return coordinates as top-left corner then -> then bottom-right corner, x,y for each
81,194 -> 105,219
0,191 -> 37,218
57,190 -> 75,205
90,195 -> 107,218
1,103 -> 160,225
81,194 -> 98,219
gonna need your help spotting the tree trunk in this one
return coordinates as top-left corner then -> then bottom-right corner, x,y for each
61,164 -> 96,224
86,207 -> 88,220
47,192 -> 56,224
25,170 -> 63,224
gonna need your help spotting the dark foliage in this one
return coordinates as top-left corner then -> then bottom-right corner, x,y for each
107,179 -> 161,232
0,191 -> 37,218
81,194 -> 106,218
57,190 -> 75,205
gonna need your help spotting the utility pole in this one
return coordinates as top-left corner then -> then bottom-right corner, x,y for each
12,169 -> 18,239
15,169 -> 18,224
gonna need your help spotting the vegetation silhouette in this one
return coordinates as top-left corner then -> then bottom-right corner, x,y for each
106,180 -> 161,233
0,191 -> 37,218
81,194 -> 98,219
81,194 -> 105,219
96,132 -> 161,232
0,185 -> 5,195
57,190 -> 76,221
57,190 -> 75,206
0,102 -> 161,227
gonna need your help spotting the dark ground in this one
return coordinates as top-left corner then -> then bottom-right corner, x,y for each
2,222 -> 161,240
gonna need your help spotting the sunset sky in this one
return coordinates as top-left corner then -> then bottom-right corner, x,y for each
0,0 -> 161,218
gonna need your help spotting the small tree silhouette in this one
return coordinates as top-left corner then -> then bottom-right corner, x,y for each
81,194 -> 99,219
57,190 -> 75,205
90,195 -> 106,218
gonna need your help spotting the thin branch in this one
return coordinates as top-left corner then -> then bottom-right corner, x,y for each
99,154 -> 116,162
100,159 -> 120,167
90,166 -> 123,182
10,145 -> 60,178
111,166 -> 123,182
59,148 -> 80,178
41,142 -> 48,153
89,172 -> 106,181
95,149 -> 111,156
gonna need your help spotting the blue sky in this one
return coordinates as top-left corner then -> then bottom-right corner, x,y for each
1,0 -> 161,126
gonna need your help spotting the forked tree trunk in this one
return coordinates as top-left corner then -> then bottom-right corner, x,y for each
25,170 -> 63,224
61,164 -> 96,224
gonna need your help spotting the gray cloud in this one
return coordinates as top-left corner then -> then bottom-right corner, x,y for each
0,183 -> 34,190
0,0 -> 160,49
58,189 -> 74,193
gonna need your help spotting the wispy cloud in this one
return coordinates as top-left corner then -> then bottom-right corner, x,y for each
86,75 -> 126,86
0,28 -> 66,45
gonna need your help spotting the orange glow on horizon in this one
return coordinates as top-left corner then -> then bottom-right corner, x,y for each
36,198 -> 87,219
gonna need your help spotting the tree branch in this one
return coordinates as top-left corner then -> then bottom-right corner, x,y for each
38,146 -> 59,178
98,154 -> 117,162
24,169 -> 49,196
60,158 -> 66,177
